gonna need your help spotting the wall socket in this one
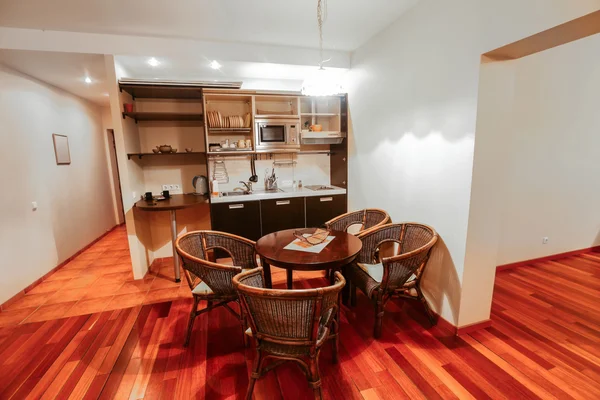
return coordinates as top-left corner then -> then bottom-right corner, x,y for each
162,184 -> 182,194
542,237 -> 549,244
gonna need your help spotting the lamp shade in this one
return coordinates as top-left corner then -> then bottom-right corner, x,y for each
301,67 -> 345,96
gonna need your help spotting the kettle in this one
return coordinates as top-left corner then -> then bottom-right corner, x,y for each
192,175 -> 208,195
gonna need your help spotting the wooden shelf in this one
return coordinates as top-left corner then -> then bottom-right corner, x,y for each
300,113 -> 339,117
255,114 -> 299,119
122,112 -> 204,123
127,152 -> 206,160
297,150 -> 332,155
205,150 -> 332,156
207,150 -> 255,156
119,83 -> 204,99
207,128 -> 252,133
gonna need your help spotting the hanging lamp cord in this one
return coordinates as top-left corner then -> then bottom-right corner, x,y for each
317,0 -> 329,69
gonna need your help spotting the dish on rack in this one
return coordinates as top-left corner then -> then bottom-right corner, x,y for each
207,111 -> 250,129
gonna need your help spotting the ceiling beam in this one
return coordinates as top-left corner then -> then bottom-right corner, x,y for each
484,10 -> 600,61
0,27 -> 351,69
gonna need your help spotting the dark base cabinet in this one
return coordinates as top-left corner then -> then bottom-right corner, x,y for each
306,194 -> 347,228
210,201 -> 261,241
210,194 -> 347,241
260,197 -> 306,235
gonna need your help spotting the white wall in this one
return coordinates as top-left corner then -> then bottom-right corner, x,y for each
0,64 -> 116,304
347,0 -> 600,326
496,33 -> 600,265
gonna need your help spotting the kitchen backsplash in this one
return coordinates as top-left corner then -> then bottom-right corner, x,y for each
208,153 -> 330,192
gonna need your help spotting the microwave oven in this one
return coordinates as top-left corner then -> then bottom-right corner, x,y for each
255,118 -> 300,152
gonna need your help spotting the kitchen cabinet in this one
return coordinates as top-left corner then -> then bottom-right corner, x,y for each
305,194 -> 347,228
210,200 -> 261,241
260,197 -> 305,235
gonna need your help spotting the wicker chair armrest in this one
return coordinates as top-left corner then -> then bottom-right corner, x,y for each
380,234 -> 438,264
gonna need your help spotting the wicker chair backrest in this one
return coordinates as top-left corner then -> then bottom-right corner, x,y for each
176,230 -> 257,296
356,223 -> 438,292
326,209 -> 390,234
234,268 -> 345,344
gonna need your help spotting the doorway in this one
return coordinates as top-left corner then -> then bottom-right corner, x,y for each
107,129 -> 125,224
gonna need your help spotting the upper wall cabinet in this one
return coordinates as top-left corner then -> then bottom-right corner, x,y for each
203,92 -> 254,155
254,95 -> 300,119
300,96 -> 342,134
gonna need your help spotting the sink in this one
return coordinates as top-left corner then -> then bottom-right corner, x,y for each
222,191 -> 250,197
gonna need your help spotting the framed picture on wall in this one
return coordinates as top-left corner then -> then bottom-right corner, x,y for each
52,134 -> 71,165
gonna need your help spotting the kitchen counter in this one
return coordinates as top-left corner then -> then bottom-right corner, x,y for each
210,185 -> 347,204
135,193 -> 209,211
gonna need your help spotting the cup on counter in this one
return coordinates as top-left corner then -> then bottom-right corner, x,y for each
162,190 -> 170,199
144,192 -> 153,201
245,139 -> 252,149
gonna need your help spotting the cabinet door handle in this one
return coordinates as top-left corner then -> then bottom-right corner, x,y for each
320,197 -> 333,202
229,204 -> 244,209
276,200 -> 290,206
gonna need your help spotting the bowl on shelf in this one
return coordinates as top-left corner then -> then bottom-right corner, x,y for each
310,124 -> 323,132
171,148 -> 178,153
152,149 -> 160,154
185,148 -> 193,153
159,145 -> 172,153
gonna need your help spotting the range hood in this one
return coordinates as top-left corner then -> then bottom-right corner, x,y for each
301,131 -> 346,145
118,78 -> 243,89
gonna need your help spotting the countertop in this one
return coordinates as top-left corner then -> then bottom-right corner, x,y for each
135,193 -> 209,211
210,185 -> 347,204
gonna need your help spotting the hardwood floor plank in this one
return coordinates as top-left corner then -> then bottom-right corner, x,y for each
0,247 -> 598,400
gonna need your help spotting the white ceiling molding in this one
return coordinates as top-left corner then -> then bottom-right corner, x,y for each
0,27 -> 351,69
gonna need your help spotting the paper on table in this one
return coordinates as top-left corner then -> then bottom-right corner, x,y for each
283,234 -> 336,253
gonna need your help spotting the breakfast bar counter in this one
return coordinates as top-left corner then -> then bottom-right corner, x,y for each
135,194 -> 208,282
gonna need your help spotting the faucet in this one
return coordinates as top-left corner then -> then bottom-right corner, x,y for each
237,181 -> 253,194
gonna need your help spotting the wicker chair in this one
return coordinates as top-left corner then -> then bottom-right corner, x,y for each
346,223 -> 438,338
175,230 -> 259,347
324,208 -> 391,234
234,267 -> 345,400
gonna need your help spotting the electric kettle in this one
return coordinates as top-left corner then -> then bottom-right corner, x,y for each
192,175 -> 208,195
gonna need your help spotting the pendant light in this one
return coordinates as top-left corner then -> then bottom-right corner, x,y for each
301,0 -> 345,96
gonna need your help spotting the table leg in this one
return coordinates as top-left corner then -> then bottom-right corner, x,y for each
261,257 -> 272,288
286,269 -> 293,289
170,210 -> 181,283
340,267 -> 350,305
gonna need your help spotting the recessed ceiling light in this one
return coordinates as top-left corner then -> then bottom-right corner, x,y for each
209,60 -> 222,70
84,76 -> 92,84
148,57 -> 160,67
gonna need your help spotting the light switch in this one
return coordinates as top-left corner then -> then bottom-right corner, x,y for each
31,201 -> 38,211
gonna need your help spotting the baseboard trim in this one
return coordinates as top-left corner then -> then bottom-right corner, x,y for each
0,224 -> 120,311
456,319 -> 493,335
496,245 -> 600,272
432,312 -> 492,336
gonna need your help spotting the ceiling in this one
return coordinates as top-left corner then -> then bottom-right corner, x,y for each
115,55 -> 347,85
0,49 -> 350,106
0,49 -> 109,105
0,0 -> 419,51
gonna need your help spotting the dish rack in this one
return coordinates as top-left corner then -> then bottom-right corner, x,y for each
207,111 -> 251,129
212,160 -> 229,183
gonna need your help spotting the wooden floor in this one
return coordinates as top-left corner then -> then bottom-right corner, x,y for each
0,226 -> 195,327
0,245 -> 599,398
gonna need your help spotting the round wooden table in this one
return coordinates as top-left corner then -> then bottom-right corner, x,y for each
255,228 -> 362,289
135,194 -> 207,282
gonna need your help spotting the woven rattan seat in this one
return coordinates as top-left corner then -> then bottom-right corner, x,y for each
234,267 -> 345,400
175,230 -> 258,346
346,223 -> 438,338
